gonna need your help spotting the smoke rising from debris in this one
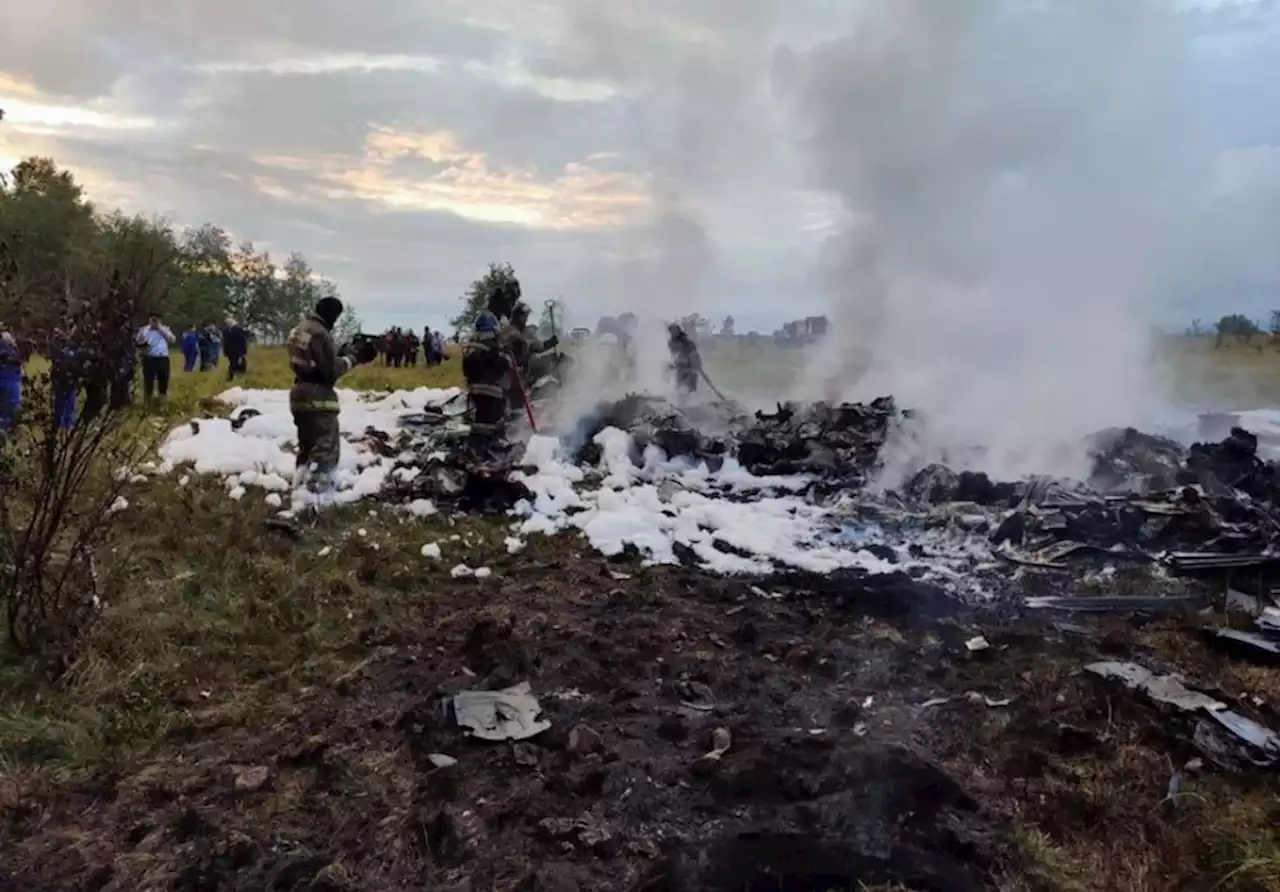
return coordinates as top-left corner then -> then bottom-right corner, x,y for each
777,0 -> 1209,481
549,0 -> 791,428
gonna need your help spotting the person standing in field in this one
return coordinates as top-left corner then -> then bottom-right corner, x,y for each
223,316 -> 249,381
462,311 -> 513,458
135,313 -> 175,411
49,328 -> 77,429
286,297 -> 375,497
180,325 -> 199,372
422,326 -> 435,365
0,321 -> 22,431
206,323 -> 222,368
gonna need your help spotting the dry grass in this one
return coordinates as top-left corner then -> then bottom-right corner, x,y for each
1163,335 -> 1280,406
980,616 -> 1280,892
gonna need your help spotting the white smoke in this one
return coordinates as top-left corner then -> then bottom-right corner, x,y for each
776,0 -> 1211,481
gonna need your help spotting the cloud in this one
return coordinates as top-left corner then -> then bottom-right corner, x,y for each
254,126 -> 652,228
198,52 -> 446,77
0,0 -> 1276,341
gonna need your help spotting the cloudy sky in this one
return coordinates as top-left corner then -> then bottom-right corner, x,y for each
1,0 -> 1279,334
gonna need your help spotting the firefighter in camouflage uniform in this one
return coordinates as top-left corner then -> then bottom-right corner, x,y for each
287,297 -> 375,494
463,310 -> 513,456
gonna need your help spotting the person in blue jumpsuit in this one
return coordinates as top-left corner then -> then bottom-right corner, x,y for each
0,322 -> 21,431
49,330 -> 77,429
181,325 -> 200,372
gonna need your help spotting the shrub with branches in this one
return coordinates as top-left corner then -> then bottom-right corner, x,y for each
0,234 -> 168,672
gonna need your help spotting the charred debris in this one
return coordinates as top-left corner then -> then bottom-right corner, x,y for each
373,393 -> 1280,577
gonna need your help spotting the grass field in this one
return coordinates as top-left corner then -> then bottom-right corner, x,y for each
1,336 -> 1279,890
122,344 -> 466,418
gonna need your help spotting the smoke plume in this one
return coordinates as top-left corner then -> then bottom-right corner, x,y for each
777,0 -> 1209,481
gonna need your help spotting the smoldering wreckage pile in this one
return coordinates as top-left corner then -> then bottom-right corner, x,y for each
135,387 -> 1280,890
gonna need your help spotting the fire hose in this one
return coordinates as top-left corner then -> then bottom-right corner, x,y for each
511,364 -> 538,432
698,367 -> 729,402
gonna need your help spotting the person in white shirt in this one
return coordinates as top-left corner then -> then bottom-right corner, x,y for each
135,313 -> 175,410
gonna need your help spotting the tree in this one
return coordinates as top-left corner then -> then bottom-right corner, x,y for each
539,298 -> 565,339
1215,313 -> 1260,348
168,224 -> 234,326
274,253 -> 321,340
0,190 -> 172,668
0,157 -> 97,322
1216,314 -> 1259,337
0,154 -> 338,338
451,262 -> 521,332
333,303 -> 363,344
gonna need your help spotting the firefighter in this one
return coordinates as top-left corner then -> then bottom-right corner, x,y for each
667,323 -> 701,399
286,297 -> 375,496
463,310 -> 513,456
502,302 -> 559,407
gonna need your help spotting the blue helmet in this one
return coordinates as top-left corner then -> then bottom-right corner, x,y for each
474,310 -> 499,333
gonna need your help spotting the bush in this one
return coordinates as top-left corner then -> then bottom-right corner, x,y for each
0,238 -> 165,672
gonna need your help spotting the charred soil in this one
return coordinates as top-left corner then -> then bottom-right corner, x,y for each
1,489 -> 1278,892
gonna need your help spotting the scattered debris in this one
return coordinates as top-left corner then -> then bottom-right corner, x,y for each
453,682 -> 551,742
1085,661 -> 1280,767
427,754 -> 458,769
1201,628 -> 1280,666
1025,594 -> 1209,613
699,727 -> 732,762
567,724 -> 603,755
233,766 -> 270,794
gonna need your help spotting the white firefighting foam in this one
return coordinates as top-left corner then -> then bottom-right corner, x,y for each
157,387 -> 904,576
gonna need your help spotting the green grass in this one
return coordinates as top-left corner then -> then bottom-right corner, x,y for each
3,334 -> 1280,889
24,343 -> 465,422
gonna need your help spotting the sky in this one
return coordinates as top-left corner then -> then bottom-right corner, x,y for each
1,0 -> 1280,334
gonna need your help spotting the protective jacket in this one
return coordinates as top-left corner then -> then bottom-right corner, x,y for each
288,313 -> 354,412
669,332 -> 701,371
668,331 -> 701,393
462,336 -> 511,435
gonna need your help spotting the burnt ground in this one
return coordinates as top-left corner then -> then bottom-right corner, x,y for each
2,484 -> 1280,892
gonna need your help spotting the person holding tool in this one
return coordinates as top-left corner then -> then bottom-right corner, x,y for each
667,322 -> 702,401
463,310 -> 516,456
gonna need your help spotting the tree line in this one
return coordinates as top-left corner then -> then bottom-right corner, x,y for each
0,157 -> 356,343
1187,313 -> 1280,344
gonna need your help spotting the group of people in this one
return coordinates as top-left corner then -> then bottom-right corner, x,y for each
0,311 -> 254,433
179,320 -> 249,378
374,327 -> 446,368
1,318 -> 137,432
